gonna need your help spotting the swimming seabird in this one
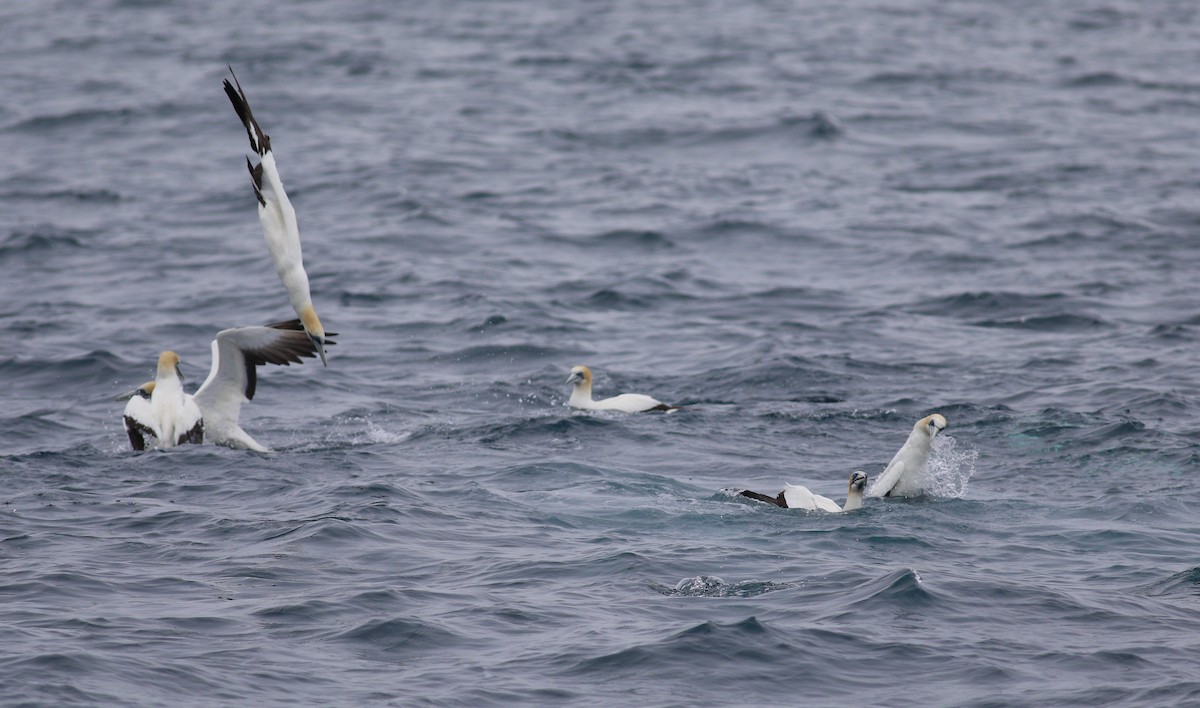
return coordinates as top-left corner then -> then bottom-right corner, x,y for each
223,68 -> 330,365
740,471 -> 867,512
121,351 -> 204,451
119,320 -> 331,452
866,413 -> 947,498
565,365 -> 680,413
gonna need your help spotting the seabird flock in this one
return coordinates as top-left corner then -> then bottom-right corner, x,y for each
119,69 -> 335,453
118,68 -> 951,509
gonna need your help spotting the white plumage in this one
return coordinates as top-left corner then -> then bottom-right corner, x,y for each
740,471 -> 868,513
120,321 -> 329,452
565,365 -> 678,413
867,413 -> 947,498
121,352 -> 203,451
224,69 -> 329,365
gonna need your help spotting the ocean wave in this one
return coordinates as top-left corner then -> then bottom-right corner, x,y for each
971,313 -> 1111,332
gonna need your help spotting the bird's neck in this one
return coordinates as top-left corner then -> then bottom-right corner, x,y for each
908,430 -> 932,453
152,375 -> 185,405
569,383 -> 593,408
842,488 -> 863,511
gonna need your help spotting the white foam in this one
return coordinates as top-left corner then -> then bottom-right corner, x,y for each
924,434 -> 978,498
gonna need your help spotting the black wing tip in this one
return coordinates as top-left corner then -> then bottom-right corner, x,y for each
648,403 -> 685,412
263,319 -> 338,346
246,158 -> 266,206
124,415 -> 149,451
740,490 -> 788,508
224,66 -> 271,155
179,420 -> 204,446
242,321 -> 337,369
265,318 -> 304,331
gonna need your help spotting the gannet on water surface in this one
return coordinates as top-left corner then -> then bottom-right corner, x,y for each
740,471 -> 867,512
121,352 -> 203,451
120,320 -> 333,452
223,68 -> 329,365
867,413 -> 947,498
565,365 -> 680,413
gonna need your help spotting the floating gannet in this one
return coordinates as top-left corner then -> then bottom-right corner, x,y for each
119,320 -> 331,452
121,352 -> 204,451
867,413 -> 947,498
565,365 -> 680,413
223,68 -> 329,365
740,471 -> 867,512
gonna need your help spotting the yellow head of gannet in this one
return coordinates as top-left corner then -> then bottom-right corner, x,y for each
157,351 -> 183,380
565,365 -> 593,387
921,413 -> 947,437
299,305 -> 328,366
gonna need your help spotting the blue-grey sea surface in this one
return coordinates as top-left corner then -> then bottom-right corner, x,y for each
3,1 -> 1200,705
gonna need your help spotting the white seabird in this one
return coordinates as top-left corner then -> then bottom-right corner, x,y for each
565,365 -> 680,413
740,471 -> 867,513
120,320 -> 331,452
223,69 -> 329,365
121,351 -> 204,451
867,413 -> 947,498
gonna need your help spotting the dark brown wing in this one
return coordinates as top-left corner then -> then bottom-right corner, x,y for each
740,490 -> 788,508
124,415 -> 154,451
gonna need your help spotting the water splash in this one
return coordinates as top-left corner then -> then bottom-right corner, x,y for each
925,434 -> 978,498
659,576 -> 789,598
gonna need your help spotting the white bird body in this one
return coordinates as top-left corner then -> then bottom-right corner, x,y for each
224,70 -> 328,365
122,352 -> 203,450
741,472 -> 867,513
867,413 -> 947,498
121,321 -> 328,452
566,365 -> 678,413
782,484 -> 845,512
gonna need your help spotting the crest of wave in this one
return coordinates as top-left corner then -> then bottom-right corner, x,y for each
924,434 -> 978,498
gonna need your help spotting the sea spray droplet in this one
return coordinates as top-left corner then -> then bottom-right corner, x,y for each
925,434 -> 978,498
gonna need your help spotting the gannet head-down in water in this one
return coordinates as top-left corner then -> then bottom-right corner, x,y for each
119,320 -> 334,452
223,68 -> 329,365
740,471 -> 868,512
120,351 -> 204,451
565,365 -> 680,413
867,413 -> 947,498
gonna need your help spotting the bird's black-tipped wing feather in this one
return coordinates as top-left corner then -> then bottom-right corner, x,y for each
740,490 -> 788,508
223,67 -> 271,156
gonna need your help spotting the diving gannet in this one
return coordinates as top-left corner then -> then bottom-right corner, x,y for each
120,320 -> 331,452
566,365 -> 680,413
121,352 -> 203,451
867,413 -> 947,498
223,68 -> 329,365
740,471 -> 867,512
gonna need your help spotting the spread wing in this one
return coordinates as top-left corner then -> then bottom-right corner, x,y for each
192,320 -> 326,427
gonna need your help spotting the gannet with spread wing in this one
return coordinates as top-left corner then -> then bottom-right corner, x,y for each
120,320 -> 331,452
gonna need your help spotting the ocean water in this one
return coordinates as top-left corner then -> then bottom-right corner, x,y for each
3,0 -> 1200,705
